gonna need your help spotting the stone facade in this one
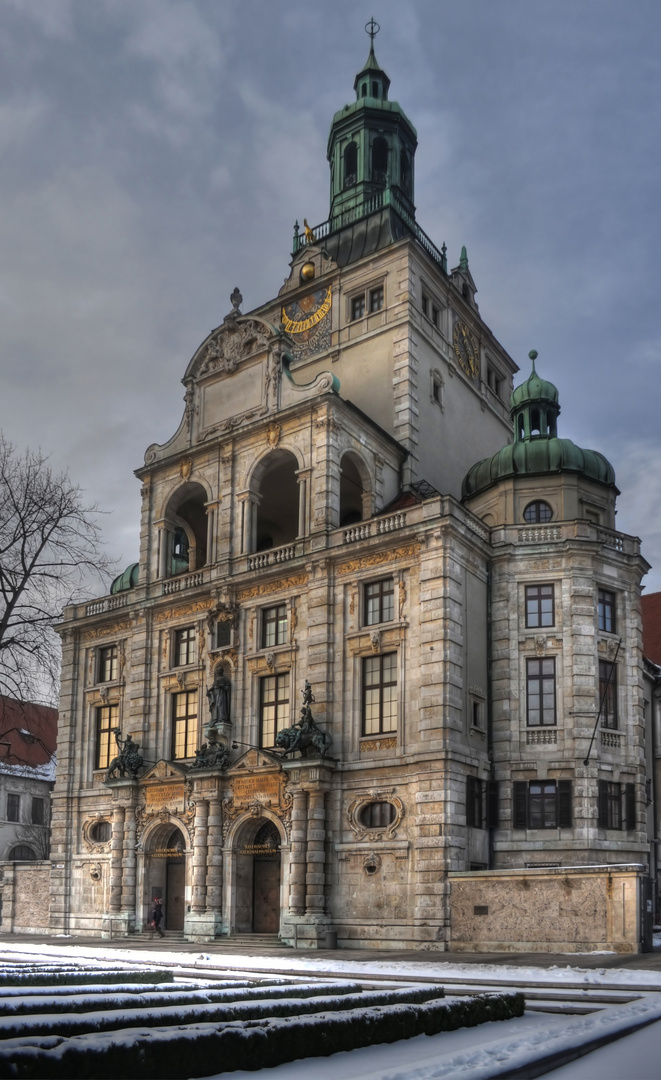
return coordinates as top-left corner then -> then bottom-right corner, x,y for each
44,41 -> 653,951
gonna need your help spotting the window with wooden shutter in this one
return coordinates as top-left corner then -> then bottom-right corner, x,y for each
558,779 -> 573,828
466,775 -> 483,828
625,783 -> 636,832
487,780 -> 499,828
598,779 -> 609,829
513,782 -> 528,829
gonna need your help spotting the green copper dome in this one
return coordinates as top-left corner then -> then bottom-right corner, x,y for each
462,352 -> 616,498
110,562 -> 139,595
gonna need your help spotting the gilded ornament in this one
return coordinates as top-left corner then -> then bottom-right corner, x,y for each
180,458 -> 193,481
281,286 -> 332,336
266,422 -> 281,448
337,542 -> 421,576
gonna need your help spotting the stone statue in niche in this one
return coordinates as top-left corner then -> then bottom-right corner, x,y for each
206,670 -> 231,728
275,680 -> 332,759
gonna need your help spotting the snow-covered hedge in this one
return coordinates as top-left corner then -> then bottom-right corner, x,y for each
0,969 -> 174,987
0,993 -> 524,1079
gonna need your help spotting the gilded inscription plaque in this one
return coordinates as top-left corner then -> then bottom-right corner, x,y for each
233,775 -> 281,806
145,783 -> 185,814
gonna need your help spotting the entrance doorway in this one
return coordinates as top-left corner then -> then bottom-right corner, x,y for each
234,818 -> 282,934
252,822 -> 281,933
146,824 -> 186,932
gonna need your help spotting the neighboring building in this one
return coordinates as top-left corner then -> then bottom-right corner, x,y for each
47,36 -> 651,949
0,695 -> 56,862
641,593 -> 661,919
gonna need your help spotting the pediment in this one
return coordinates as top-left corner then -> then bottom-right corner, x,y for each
139,759 -> 189,784
185,315 -> 278,382
226,747 -> 283,773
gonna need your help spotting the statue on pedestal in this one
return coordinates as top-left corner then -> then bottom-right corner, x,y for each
106,729 -> 144,780
275,680 -> 332,758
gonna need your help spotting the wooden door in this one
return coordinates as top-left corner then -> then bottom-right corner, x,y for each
166,862 -> 185,930
252,858 -> 280,933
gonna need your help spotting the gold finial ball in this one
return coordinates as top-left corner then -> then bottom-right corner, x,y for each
528,350 -> 538,360
300,262 -> 316,282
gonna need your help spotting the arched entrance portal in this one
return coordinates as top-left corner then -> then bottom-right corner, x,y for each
234,819 -> 282,934
145,824 -> 187,932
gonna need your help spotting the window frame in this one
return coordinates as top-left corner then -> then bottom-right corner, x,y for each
8,844 -> 36,861
362,652 -> 398,736
98,645 -> 118,683
262,604 -> 287,649
359,801 -> 395,829
259,672 -> 291,748
6,793 -> 20,823
513,779 -> 572,829
369,285 -> 384,313
487,364 -> 504,399
171,689 -> 199,761
599,660 -> 618,730
350,294 -> 366,321
174,626 -> 197,667
523,500 -> 553,524
526,656 -> 556,727
525,584 -> 555,629
95,703 -> 119,770
598,589 -> 616,634
364,578 -> 395,627
31,797 -> 45,826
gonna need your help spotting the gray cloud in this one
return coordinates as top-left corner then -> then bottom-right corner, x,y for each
1,0 -> 660,589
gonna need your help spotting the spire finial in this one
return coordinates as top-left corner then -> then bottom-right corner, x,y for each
528,348 -> 538,374
365,16 -> 380,46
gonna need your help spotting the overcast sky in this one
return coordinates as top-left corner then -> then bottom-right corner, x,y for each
2,0 -> 661,590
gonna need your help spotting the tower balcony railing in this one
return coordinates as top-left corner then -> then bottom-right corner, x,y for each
492,520 -> 640,556
292,187 -> 448,273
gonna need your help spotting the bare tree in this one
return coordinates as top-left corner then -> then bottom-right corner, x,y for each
0,435 -> 113,705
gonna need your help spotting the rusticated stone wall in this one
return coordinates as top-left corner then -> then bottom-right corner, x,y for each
449,864 -> 643,953
0,861 -> 51,934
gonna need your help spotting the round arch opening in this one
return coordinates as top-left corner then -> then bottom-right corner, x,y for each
145,824 -> 187,932
233,817 -> 283,934
253,450 -> 299,551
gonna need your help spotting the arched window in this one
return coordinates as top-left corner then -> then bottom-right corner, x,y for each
340,452 -> 369,526
523,501 -> 553,524
400,149 -> 411,195
371,137 -> 388,185
372,80 -> 379,98
254,450 -> 300,551
361,82 -> 367,97
90,821 -> 111,843
163,482 -> 208,576
8,845 -> 36,861
344,142 -> 357,189
531,408 -> 541,436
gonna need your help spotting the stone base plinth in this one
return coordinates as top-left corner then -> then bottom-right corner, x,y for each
280,914 -> 334,949
101,912 -> 136,939
184,911 -> 224,942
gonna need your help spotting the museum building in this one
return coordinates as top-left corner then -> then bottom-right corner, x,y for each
47,35 -> 652,950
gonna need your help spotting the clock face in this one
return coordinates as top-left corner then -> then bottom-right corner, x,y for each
453,320 -> 480,379
281,286 -> 332,340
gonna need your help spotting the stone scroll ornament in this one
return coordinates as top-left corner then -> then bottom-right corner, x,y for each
106,729 -> 144,780
275,680 -> 332,759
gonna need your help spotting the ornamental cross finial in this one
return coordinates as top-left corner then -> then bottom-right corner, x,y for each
365,16 -> 380,45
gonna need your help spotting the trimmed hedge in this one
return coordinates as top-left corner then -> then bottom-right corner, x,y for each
0,985 -> 444,1039
0,970 -> 174,987
0,993 -> 524,1079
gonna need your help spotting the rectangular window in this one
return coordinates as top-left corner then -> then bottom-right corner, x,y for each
96,703 -> 119,770
98,645 -> 118,683
174,626 -> 196,667
471,700 -> 483,729
31,797 -> 44,826
487,366 -> 503,398
216,620 -> 232,649
432,304 -> 440,328
466,775 -> 483,828
513,779 -> 572,829
421,294 -> 429,318
6,794 -> 20,823
526,657 -> 556,726
362,653 -> 397,735
350,294 -> 365,321
598,589 -> 616,634
599,660 -> 618,729
260,673 -> 290,748
172,690 -> 199,760
369,286 -> 384,312
262,604 -> 287,649
525,584 -> 554,628
598,779 -> 622,829
364,578 -> 395,626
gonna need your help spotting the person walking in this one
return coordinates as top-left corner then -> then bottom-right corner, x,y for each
151,897 -> 164,938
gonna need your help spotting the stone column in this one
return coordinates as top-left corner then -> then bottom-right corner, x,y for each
305,790 -> 326,914
109,806 -> 125,913
296,471 -> 309,539
191,799 -> 208,913
288,790 -> 307,915
157,523 -> 171,579
120,805 -> 137,915
206,797 -> 223,913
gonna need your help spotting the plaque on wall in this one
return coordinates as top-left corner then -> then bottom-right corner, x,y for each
232,775 -> 281,807
145,783 -> 185,814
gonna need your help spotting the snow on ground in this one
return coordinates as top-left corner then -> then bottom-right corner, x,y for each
2,940 -> 661,990
545,1018 -> 661,1078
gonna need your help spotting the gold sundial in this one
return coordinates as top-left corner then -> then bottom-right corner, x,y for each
453,320 -> 480,379
281,286 -> 332,338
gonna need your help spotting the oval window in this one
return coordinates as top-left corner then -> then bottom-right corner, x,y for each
90,821 -> 111,843
523,501 -> 553,524
359,801 -> 395,829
